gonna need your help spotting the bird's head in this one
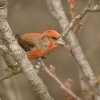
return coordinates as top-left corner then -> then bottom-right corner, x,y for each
42,30 -> 65,46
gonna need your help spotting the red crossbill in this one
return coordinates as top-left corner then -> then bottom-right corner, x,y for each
16,30 -> 64,60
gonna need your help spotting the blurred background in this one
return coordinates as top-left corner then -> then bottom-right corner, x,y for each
0,0 -> 100,100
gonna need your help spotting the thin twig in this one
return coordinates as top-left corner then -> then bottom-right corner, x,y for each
62,4 -> 100,37
46,0 -> 97,90
0,52 -> 22,82
0,67 -> 21,82
88,0 -> 93,6
39,59 -> 82,100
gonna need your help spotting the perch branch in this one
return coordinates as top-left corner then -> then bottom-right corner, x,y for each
0,1 -> 54,100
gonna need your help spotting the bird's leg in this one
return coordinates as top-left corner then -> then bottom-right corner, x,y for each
41,56 -> 46,59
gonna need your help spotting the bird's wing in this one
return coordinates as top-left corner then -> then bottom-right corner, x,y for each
20,33 -> 42,40
20,33 -> 51,51
16,34 -> 35,51
20,33 -> 42,46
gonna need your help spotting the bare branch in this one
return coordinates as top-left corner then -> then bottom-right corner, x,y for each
46,0 -> 99,96
62,4 -> 100,37
88,0 -> 93,6
38,59 -> 82,100
46,0 -> 68,30
0,1 -> 54,100
78,67 -> 95,100
0,52 -> 21,82
0,67 -> 21,82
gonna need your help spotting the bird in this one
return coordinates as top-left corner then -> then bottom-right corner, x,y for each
16,30 -> 64,60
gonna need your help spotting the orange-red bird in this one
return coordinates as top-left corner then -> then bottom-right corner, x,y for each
16,30 -> 64,60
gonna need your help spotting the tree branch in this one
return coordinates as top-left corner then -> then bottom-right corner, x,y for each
39,59 -> 82,100
0,67 -> 21,82
46,0 -> 100,98
0,1 -> 54,100
62,4 -> 100,37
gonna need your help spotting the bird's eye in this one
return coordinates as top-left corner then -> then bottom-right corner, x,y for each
51,37 -> 57,40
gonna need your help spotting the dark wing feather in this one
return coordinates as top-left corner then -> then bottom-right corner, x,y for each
15,35 -> 35,51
